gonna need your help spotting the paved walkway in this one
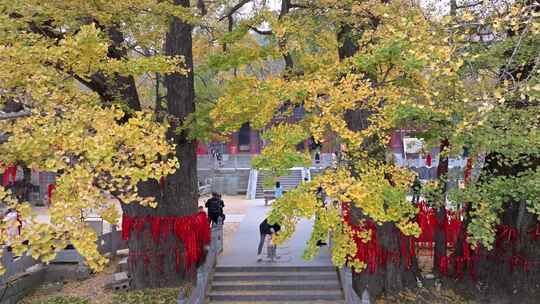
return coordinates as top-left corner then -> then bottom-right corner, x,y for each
218,198 -> 333,267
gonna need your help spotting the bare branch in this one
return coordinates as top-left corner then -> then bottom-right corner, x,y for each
456,1 -> 483,9
0,110 -> 31,121
219,0 -> 251,21
289,3 -> 311,9
249,26 -> 273,35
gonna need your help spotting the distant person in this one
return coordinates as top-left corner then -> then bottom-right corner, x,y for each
3,209 -> 20,248
315,151 -> 321,165
205,192 -> 224,226
412,176 -> 422,204
216,152 -> 223,167
257,218 -> 281,261
217,193 -> 226,222
315,187 -> 328,247
274,181 -> 283,200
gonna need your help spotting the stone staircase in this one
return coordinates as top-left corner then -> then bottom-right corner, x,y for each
255,169 -> 304,198
208,266 -> 344,303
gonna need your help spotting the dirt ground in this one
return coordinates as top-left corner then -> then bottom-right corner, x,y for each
198,194 -> 251,215
21,260 -> 118,304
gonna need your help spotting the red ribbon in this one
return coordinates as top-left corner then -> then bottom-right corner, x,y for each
47,184 -> 55,205
528,222 -> 540,241
2,165 -> 17,186
510,255 -> 528,273
400,235 -> 415,270
174,216 -> 200,270
159,176 -> 166,189
426,154 -> 432,167
439,255 -> 449,276
455,256 -> 466,279
122,214 -> 134,241
134,217 -> 145,238
496,225 -> 518,249
149,216 -> 161,244
122,213 -> 212,272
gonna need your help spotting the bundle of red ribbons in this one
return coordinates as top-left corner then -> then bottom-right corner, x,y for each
343,203 -> 416,274
122,211 -> 211,271
2,165 -> 17,186
344,201 -> 539,279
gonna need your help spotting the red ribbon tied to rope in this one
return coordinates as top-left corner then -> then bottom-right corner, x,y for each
510,255 -> 529,273
174,216 -> 200,271
149,216 -> 161,244
122,214 -> 134,241
439,255 -> 449,276
2,165 -> 17,186
528,223 -> 540,241
498,225 -> 519,245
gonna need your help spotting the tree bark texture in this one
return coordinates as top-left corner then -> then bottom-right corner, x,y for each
461,153 -> 540,295
122,0 -> 198,289
433,139 -> 449,275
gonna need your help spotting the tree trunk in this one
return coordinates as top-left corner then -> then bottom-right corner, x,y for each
352,222 -> 418,301
433,139 -> 449,275
123,0 -> 198,289
465,154 -> 540,295
338,21 -> 418,300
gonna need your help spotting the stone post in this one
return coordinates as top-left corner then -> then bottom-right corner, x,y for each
111,225 -> 118,258
217,218 -> 223,254
341,267 -> 362,304
1,248 -> 14,283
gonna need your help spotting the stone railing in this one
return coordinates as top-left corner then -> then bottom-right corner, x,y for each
246,169 -> 258,200
179,220 -> 223,304
329,232 -> 369,304
338,266 -> 364,304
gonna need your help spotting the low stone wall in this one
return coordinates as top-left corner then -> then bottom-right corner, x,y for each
198,169 -> 250,195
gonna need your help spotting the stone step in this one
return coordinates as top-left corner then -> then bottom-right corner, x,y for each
215,266 -> 335,273
210,290 -> 342,296
213,272 -> 338,282
211,301 -> 342,304
209,292 -> 344,302
211,282 -> 340,292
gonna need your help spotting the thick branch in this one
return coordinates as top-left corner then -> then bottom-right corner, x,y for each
0,110 -> 31,121
279,0 -> 291,19
289,3 -> 311,9
219,0 -> 251,21
197,0 -> 207,16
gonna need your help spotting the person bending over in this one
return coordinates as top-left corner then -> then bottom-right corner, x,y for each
257,217 -> 281,261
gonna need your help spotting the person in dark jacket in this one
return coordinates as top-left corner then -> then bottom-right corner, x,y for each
257,218 -> 281,261
205,192 -> 224,226
411,176 -> 422,204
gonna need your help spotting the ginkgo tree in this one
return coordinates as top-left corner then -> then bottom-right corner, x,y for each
439,0 -> 540,294
0,0 -> 203,289
209,0 -> 466,297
